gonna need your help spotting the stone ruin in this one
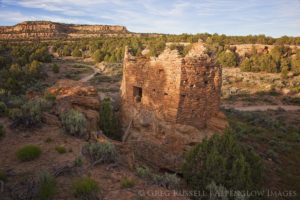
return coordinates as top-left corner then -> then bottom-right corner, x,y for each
120,40 -> 228,172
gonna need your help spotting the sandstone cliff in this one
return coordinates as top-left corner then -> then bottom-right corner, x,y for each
230,44 -> 300,57
0,21 -> 129,39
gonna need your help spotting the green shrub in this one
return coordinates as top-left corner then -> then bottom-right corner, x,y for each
45,137 -> 52,143
291,49 -> 300,73
205,181 -> 229,200
60,109 -> 87,137
52,64 -> 59,73
7,108 -> 21,120
182,128 -> 264,192
136,167 -> 150,178
240,58 -> 252,72
72,178 -> 99,198
17,145 -> 41,161
0,101 -> 7,116
150,174 -> 164,185
120,178 -> 135,189
37,170 -> 57,200
44,92 -> 56,102
82,141 -> 117,163
281,62 -> 289,79
13,98 -> 52,128
93,50 -> 105,62
99,98 -> 121,140
0,170 -> 7,181
265,149 -> 280,163
28,60 -> 42,78
8,95 -> 25,107
72,48 -> 82,57
55,146 -> 66,154
217,51 -> 237,67
163,173 -> 180,189
150,173 -> 180,189
74,156 -> 83,167
169,43 -> 192,57
0,124 -> 5,139
258,54 -> 278,72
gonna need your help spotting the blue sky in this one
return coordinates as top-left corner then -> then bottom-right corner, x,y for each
0,0 -> 299,37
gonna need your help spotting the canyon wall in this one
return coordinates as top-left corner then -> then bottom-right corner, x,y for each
0,21 -> 129,39
120,40 -> 228,172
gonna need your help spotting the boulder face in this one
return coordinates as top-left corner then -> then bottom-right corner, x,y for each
44,79 -> 100,133
0,21 -> 129,39
120,40 -> 228,172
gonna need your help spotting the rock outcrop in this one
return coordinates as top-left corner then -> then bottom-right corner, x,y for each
120,40 -> 228,172
230,44 -> 300,57
44,79 -> 100,133
0,21 -> 131,39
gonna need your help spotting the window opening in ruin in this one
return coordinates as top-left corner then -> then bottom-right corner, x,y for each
133,86 -> 142,103
204,80 -> 208,84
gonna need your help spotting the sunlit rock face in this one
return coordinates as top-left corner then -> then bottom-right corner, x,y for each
0,21 -> 129,39
45,79 -> 100,133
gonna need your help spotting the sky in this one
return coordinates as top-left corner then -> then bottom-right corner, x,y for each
0,0 -> 299,37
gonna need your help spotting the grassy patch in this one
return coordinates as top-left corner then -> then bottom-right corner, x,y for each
72,178 -> 99,198
82,141 -> 117,164
17,145 -> 41,161
38,170 -> 57,200
45,137 -> 52,143
282,96 -> 300,106
74,156 -> 83,167
55,146 -> 66,154
0,124 -> 5,139
65,70 -> 81,80
136,167 -> 150,179
120,178 -> 135,189
0,170 -> 7,181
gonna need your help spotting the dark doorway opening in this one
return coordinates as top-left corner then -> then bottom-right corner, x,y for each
133,86 -> 142,103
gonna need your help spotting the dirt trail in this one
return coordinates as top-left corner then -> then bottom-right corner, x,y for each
80,64 -> 100,82
224,105 -> 300,111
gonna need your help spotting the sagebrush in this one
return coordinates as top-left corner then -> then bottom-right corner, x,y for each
60,109 -> 87,137
82,141 -> 117,164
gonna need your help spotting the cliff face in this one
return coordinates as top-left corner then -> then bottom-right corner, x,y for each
0,21 -> 128,39
230,44 -> 300,57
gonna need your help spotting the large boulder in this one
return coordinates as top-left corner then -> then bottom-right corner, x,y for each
44,79 -> 100,132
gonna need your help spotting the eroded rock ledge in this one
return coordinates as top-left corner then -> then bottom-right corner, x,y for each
0,21 -> 132,39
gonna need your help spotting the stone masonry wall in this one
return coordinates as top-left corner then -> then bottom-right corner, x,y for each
121,40 -> 222,129
121,47 -> 182,124
120,40 -> 228,172
177,57 -> 222,129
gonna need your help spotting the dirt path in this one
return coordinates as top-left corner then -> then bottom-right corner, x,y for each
223,105 -> 300,111
80,64 -> 100,82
